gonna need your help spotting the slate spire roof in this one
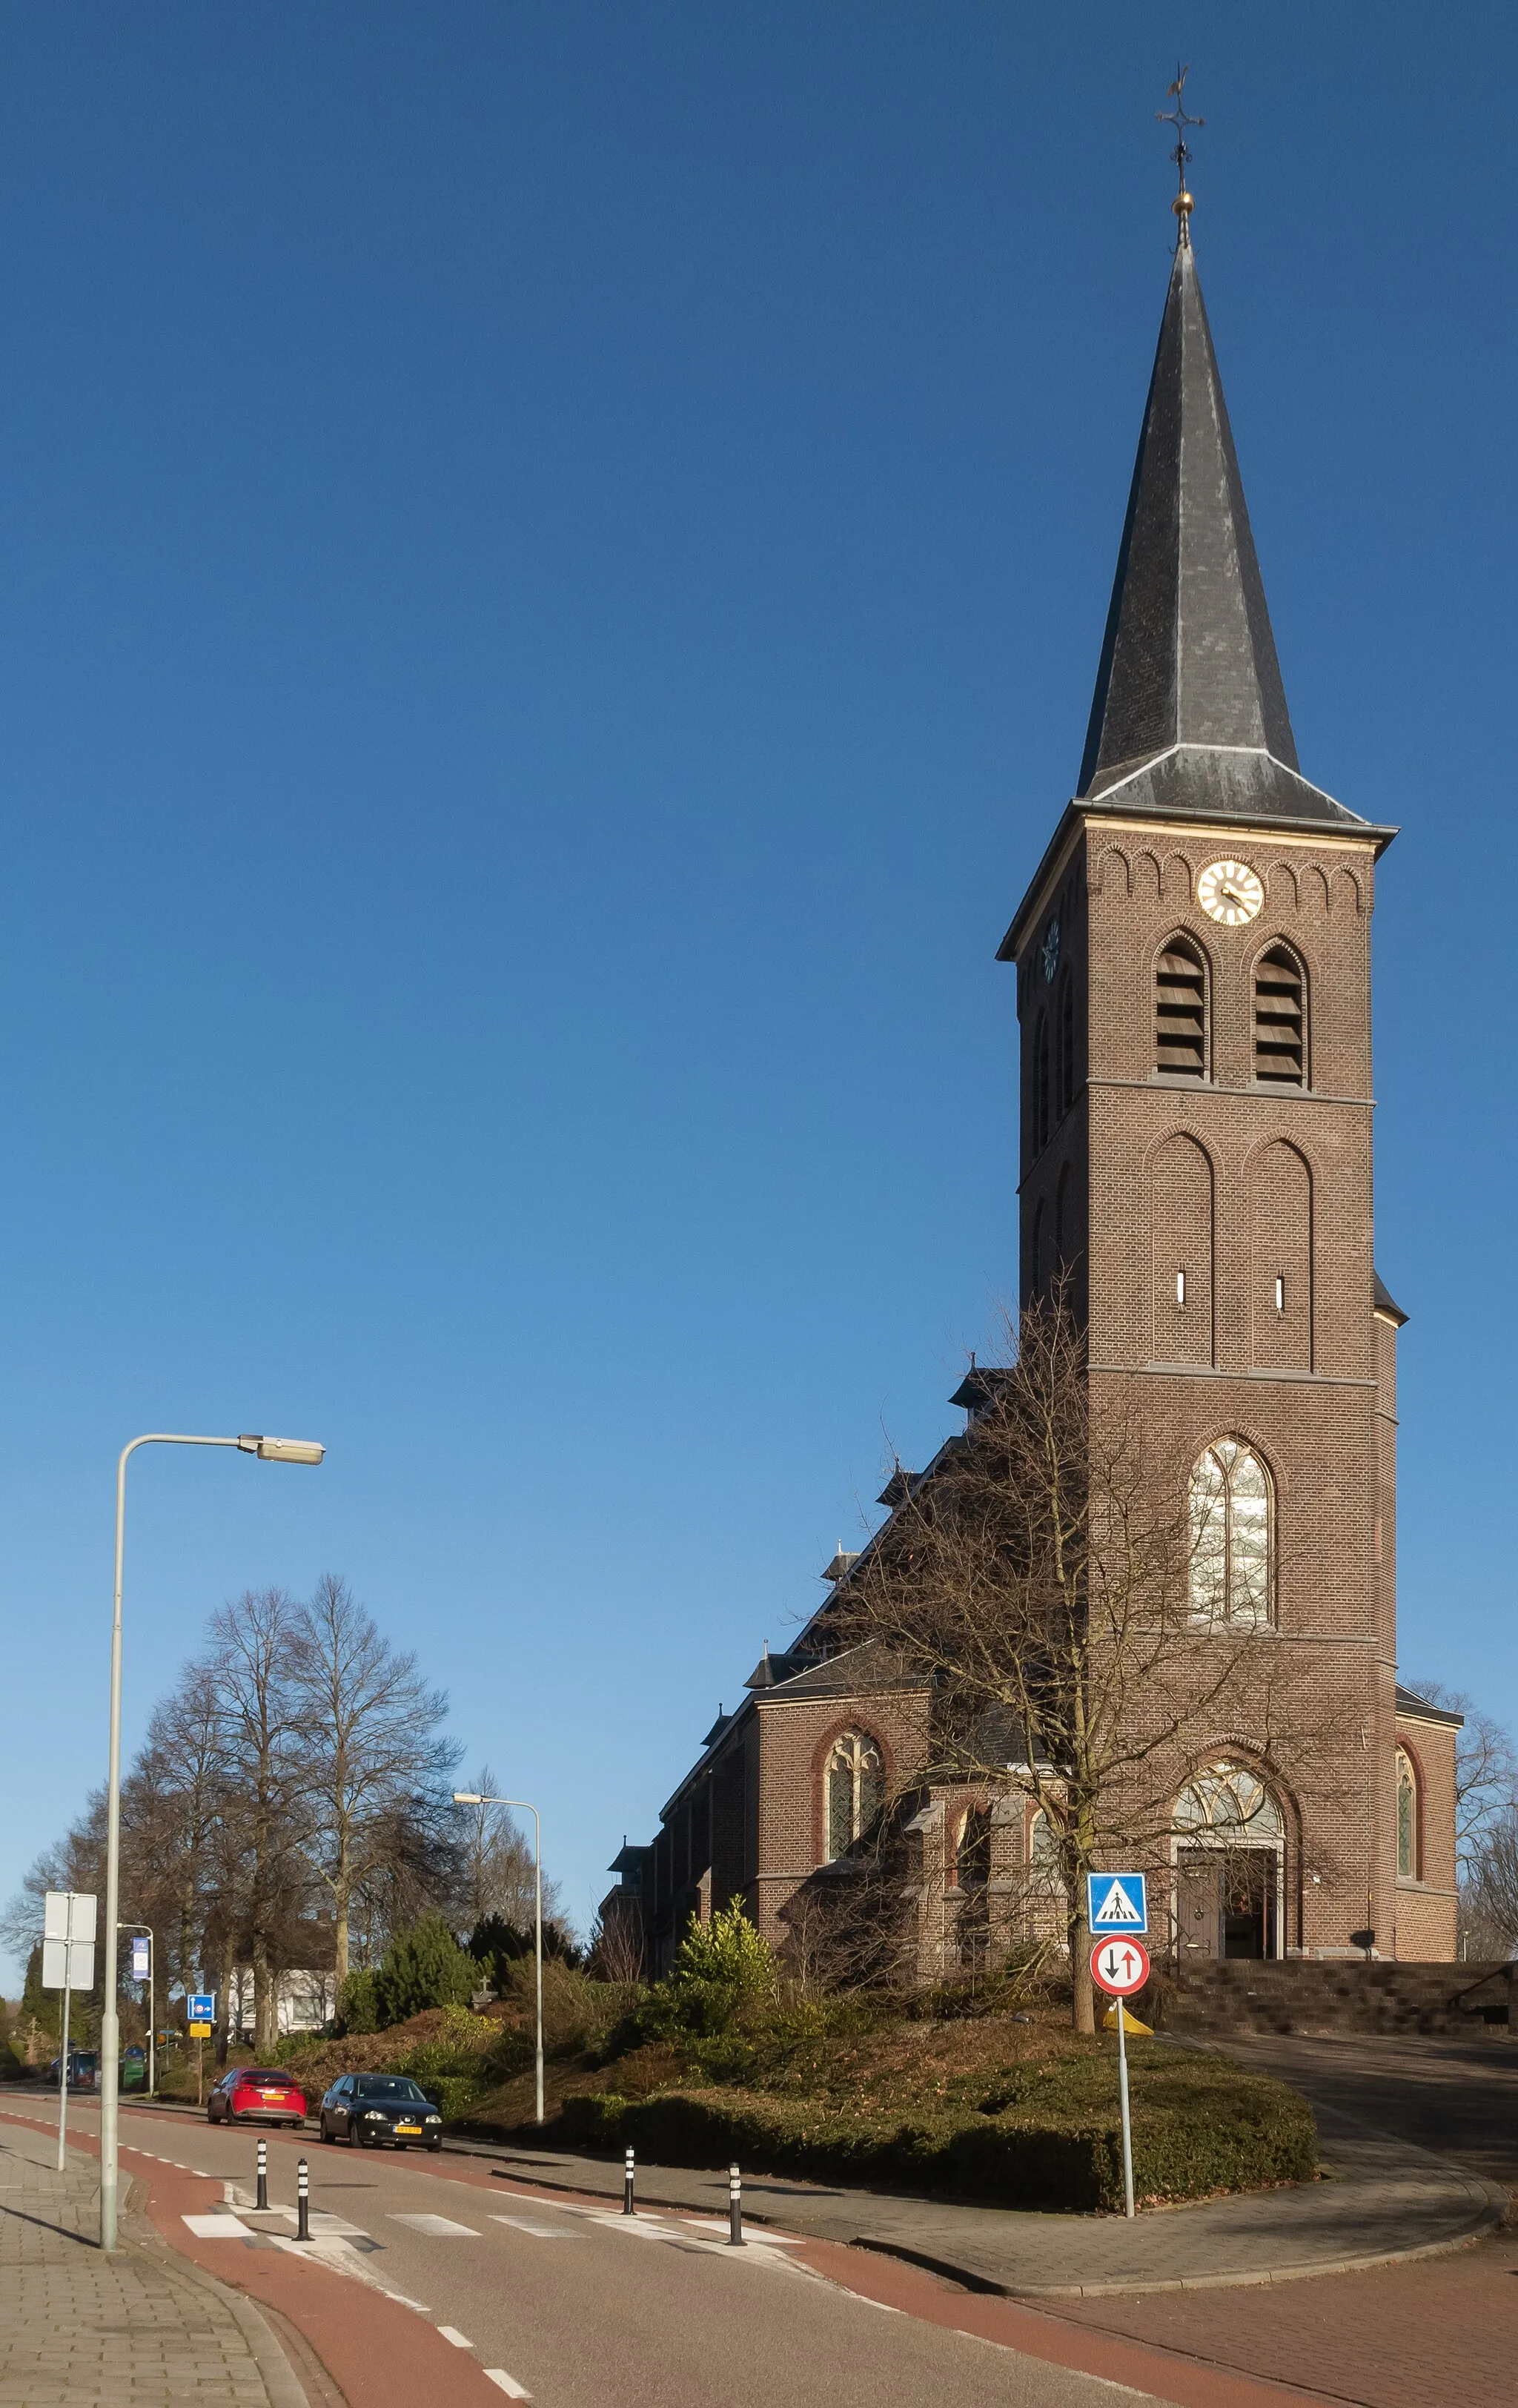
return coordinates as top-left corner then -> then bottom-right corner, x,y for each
1075,233 -> 1361,832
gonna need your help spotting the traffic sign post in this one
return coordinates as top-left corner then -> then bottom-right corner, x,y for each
1087,1871 -> 1147,1936
187,1993 -> 215,2105
1090,1935 -> 1151,2222
42,1893 -> 97,2176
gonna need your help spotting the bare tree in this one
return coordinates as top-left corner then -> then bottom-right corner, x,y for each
829,1295 -> 1350,2031
208,1588 -> 311,2052
289,1574 -> 461,1987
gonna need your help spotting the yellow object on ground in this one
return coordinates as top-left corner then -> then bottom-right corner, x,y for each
1101,2002 -> 1153,2035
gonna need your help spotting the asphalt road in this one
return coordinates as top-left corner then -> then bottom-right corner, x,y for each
50,2098 -> 1168,2408
1218,2029 -> 1518,2190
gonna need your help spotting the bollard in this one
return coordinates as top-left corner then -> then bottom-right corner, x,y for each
256,2137 -> 268,2213
296,2157 -> 310,2243
623,2146 -> 635,2216
727,2161 -> 744,2247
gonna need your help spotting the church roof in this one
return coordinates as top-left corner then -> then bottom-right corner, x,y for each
1078,232 -> 1360,829
999,224 -> 1392,966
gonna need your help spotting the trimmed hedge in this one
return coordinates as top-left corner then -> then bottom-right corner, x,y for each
559,2059 -> 1316,2214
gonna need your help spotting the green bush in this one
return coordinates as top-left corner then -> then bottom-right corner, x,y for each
632,1903 -> 779,2044
339,1970 -> 380,2035
559,2054 -> 1316,2215
375,1917 -> 477,2026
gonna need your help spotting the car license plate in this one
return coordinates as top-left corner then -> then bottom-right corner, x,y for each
259,2091 -> 285,2100
395,2123 -> 422,2135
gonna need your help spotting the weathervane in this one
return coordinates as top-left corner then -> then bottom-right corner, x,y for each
1156,64 -> 1203,243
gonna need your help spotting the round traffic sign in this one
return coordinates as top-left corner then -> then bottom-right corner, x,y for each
1090,1936 -> 1150,1998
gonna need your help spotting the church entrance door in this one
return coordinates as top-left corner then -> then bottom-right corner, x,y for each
1176,1846 -> 1278,1959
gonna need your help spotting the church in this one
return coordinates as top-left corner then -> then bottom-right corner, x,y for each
604,187 -> 1462,1982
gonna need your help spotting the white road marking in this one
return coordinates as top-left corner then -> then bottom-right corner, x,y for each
182,2212 -> 253,2237
437,2326 -> 474,2349
388,2212 -> 481,2237
677,2217 -> 806,2242
488,2215 -> 586,2240
483,2375 -> 531,2401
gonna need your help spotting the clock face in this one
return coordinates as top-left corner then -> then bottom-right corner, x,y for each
1196,859 -> 1264,926
1041,918 -> 1060,982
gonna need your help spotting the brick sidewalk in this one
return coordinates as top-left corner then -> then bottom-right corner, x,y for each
1054,2226 -> 1518,2408
0,2116 -> 308,2405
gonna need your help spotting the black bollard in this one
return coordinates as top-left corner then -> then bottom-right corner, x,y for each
623,2146 -> 635,2216
296,2157 -> 310,2242
256,2137 -> 268,2213
727,2161 -> 744,2247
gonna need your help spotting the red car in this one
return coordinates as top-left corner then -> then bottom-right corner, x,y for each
206,2067 -> 307,2126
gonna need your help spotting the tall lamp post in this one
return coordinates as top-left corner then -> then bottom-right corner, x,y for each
454,1791 -> 543,2125
99,1432 -> 324,2254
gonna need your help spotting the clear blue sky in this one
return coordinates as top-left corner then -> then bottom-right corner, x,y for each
1,3 -> 1514,1978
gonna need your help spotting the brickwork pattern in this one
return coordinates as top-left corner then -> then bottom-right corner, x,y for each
0,2116 -> 302,2404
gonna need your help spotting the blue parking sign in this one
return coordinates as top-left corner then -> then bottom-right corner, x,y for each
1087,1873 -> 1147,1935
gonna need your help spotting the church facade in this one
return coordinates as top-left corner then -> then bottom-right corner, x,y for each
605,208 -> 1462,1980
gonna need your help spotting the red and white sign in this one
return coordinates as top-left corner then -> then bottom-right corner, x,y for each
1090,1936 -> 1150,1998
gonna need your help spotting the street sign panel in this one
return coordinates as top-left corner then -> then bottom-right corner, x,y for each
1087,1872 -> 1147,1935
188,1992 -> 215,2022
42,1893 -> 98,1991
1090,1936 -> 1151,1998
131,1937 -> 150,1980
188,2022 -> 212,2039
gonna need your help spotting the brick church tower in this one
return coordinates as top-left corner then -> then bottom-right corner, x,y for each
603,199 -> 1461,1977
998,212 -> 1456,1959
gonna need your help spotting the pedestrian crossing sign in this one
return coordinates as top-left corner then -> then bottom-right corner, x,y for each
1087,1872 -> 1147,1935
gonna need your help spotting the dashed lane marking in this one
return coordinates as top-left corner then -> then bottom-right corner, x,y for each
488,2215 -> 586,2240
483,2375 -> 531,2401
437,2328 -> 473,2349
388,2213 -> 481,2237
182,2213 -> 253,2238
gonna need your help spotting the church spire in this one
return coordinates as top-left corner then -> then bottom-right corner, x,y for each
1077,230 -> 1302,804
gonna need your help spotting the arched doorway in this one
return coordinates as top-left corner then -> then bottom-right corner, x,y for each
1173,1762 -> 1285,1959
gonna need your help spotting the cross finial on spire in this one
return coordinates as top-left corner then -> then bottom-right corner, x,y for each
1156,64 -> 1204,245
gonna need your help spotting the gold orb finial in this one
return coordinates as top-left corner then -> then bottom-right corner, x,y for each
1173,189 -> 1194,220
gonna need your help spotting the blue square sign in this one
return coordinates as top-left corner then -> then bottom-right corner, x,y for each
1087,1873 -> 1147,1936
188,1992 -> 215,2022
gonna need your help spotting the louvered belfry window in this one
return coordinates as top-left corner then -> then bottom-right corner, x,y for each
1156,939 -> 1207,1076
1254,946 -> 1306,1085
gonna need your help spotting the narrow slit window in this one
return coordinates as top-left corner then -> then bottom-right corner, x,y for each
1254,946 -> 1306,1085
1059,979 -> 1075,1114
1176,1269 -> 1187,1306
1273,1274 -> 1285,1314
1156,939 -> 1207,1077
1035,1016 -> 1051,1150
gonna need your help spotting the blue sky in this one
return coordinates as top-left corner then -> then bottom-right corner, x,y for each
1,4 -> 1514,1977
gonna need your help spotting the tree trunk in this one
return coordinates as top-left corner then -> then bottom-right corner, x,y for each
1072,1910 -> 1095,2034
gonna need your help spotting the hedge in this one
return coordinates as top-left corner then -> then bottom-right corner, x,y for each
559,2067 -> 1316,2214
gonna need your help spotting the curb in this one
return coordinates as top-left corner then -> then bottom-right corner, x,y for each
849,2174 -> 1511,2298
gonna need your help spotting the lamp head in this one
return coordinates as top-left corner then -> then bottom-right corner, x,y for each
452,1792 -> 483,1806
238,1435 -> 325,1465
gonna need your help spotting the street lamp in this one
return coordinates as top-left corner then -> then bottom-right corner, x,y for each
453,1792 -> 543,2125
99,1432 -> 324,2254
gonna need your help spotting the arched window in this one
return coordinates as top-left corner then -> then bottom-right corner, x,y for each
1035,1015 -> 1052,1150
1188,1440 -> 1272,1626
826,1732 -> 884,1860
956,1805 -> 992,1892
1253,945 -> 1307,1086
1156,936 -> 1207,1077
1396,1747 -> 1419,1879
1176,1762 -> 1284,1841
1058,976 -> 1075,1114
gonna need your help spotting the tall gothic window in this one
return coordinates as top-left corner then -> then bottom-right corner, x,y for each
826,1732 -> 884,1861
1188,1440 -> 1272,1626
1035,1015 -> 1052,1150
1156,937 -> 1207,1077
1396,1747 -> 1419,1879
1253,945 -> 1307,1086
